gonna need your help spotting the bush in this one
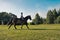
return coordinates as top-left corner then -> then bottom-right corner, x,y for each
30,22 -> 35,25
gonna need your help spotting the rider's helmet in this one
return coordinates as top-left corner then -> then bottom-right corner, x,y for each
21,12 -> 23,16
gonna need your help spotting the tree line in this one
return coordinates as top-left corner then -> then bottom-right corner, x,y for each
0,12 -> 17,25
0,8 -> 60,25
31,9 -> 60,25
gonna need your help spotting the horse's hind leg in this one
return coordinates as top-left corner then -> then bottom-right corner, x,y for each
8,23 -> 12,29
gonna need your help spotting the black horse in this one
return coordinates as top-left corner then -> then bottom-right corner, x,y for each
8,15 -> 32,29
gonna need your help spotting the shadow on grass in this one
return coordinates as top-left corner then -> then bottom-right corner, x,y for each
29,29 -> 60,30
13,28 -> 60,30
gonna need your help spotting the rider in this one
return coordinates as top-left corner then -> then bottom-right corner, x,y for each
21,12 -> 24,21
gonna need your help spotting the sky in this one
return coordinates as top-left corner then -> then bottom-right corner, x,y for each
0,0 -> 60,19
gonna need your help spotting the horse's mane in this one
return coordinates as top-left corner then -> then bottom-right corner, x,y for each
25,15 -> 31,18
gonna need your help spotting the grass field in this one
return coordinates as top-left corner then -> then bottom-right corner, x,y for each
0,24 -> 60,40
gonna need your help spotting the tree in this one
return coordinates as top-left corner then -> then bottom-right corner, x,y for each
0,12 -> 9,24
32,13 -> 41,24
9,13 -> 17,18
52,9 -> 58,23
42,18 -> 46,24
46,10 -> 54,24
53,9 -> 57,19
0,12 -> 17,25
56,16 -> 60,23
58,9 -> 60,16
40,17 -> 43,24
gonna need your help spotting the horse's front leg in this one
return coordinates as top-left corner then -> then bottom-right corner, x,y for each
26,23 -> 29,29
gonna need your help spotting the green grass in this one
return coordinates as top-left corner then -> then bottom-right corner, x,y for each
0,24 -> 60,40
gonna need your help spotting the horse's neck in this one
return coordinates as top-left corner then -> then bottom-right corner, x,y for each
25,17 -> 28,20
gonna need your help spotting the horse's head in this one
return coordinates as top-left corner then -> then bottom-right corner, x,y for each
28,15 -> 32,20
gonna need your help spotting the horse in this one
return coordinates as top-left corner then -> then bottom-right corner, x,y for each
7,15 -> 32,29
